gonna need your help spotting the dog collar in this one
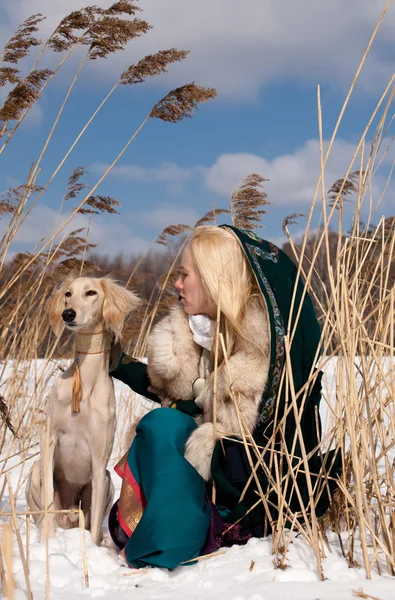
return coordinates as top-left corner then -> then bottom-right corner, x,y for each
74,330 -> 113,355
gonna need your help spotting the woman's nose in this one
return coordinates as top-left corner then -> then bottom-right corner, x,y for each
175,276 -> 183,291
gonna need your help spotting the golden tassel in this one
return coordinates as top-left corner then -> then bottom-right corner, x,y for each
72,356 -> 82,413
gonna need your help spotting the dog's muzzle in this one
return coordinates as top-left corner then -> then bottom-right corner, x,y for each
62,308 -> 76,323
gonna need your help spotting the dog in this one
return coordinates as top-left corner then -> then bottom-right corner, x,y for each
26,276 -> 140,545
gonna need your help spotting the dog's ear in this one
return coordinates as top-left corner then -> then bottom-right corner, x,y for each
46,282 -> 66,337
100,278 -> 140,340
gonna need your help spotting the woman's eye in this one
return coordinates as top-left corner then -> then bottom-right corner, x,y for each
65,291 -> 71,298
86,290 -> 97,296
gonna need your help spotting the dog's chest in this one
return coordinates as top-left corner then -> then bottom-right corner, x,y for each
52,375 -> 116,415
54,433 -> 93,485
57,400 -> 115,437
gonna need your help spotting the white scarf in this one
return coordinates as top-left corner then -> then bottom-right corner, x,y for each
188,314 -> 213,351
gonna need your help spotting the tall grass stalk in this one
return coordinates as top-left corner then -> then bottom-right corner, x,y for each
0,0 -> 394,593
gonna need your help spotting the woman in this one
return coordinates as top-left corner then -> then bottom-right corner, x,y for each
109,225 -> 341,569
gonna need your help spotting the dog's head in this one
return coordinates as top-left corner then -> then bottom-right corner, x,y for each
47,276 -> 140,339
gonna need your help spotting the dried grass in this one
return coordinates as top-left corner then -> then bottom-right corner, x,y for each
150,83 -> 217,122
230,173 -> 272,229
0,0 -> 394,596
0,10 -> 217,596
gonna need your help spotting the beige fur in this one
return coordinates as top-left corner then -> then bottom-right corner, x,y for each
26,277 -> 140,544
148,296 -> 270,480
146,305 -> 201,404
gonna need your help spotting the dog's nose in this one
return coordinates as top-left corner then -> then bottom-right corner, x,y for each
62,308 -> 76,323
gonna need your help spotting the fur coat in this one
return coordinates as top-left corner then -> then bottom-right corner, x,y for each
146,296 -> 270,481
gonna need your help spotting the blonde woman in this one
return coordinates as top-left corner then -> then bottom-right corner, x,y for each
109,225 -> 341,569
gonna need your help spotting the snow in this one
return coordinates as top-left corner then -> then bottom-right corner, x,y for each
1,358 -> 394,600
6,525 -> 395,600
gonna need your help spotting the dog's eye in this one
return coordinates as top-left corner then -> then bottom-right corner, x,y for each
86,290 -> 97,296
65,291 -> 72,297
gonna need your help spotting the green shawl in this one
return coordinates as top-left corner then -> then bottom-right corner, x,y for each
210,226 -> 341,534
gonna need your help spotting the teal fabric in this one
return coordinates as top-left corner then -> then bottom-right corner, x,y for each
123,408 -> 211,569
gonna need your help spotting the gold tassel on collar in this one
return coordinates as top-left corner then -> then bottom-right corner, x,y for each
72,356 -> 82,413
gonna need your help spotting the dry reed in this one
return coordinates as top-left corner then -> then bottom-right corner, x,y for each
0,0 -> 394,597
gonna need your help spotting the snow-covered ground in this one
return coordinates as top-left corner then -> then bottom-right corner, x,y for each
1,358 -> 394,600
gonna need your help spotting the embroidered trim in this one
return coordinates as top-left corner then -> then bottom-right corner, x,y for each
246,241 -> 279,263
118,461 -> 145,537
238,229 -> 263,244
122,354 -> 139,365
75,330 -> 113,355
246,244 -> 285,425
115,455 -> 146,538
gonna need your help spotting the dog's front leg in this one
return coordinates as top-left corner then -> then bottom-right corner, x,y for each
90,466 -> 107,545
40,432 -> 56,541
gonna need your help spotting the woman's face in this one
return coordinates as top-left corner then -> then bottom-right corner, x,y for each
175,246 -> 216,318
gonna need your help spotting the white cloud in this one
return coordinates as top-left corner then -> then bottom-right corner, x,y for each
0,203 -> 201,260
23,103 -> 44,128
98,141 -> 356,209
92,161 -> 201,194
0,0 -> 394,99
0,205 -> 151,259
202,139 -> 395,230
1,138 -> 392,261
104,138 -> 393,222
137,206 -> 200,230
203,139 -> 380,206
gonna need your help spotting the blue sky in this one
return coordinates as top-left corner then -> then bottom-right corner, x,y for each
1,0 -> 394,258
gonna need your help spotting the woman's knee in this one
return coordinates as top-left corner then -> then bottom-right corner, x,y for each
137,407 -> 196,438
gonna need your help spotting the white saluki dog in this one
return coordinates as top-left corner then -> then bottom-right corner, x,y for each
26,276 -> 139,545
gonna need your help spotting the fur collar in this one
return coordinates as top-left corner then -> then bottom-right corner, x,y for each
147,297 -> 271,480
146,304 -> 201,403
146,297 -> 270,411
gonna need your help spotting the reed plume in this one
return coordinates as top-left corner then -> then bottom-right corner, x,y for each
121,49 -> 189,85
150,83 -> 217,122
0,69 -> 53,125
0,184 -> 44,216
156,224 -> 192,246
282,213 -> 307,236
230,173 -> 272,229
64,167 -> 90,202
195,208 -> 230,227
1,14 -> 44,65
328,170 -> 361,208
86,10 -> 150,60
63,167 -> 121,215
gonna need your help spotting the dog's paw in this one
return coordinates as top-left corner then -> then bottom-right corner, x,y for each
59,510 -> 80,529
101,532 -> 118,551
184,422 -> 218,481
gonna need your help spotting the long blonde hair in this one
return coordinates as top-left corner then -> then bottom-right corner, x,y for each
188,225 -> 263,362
